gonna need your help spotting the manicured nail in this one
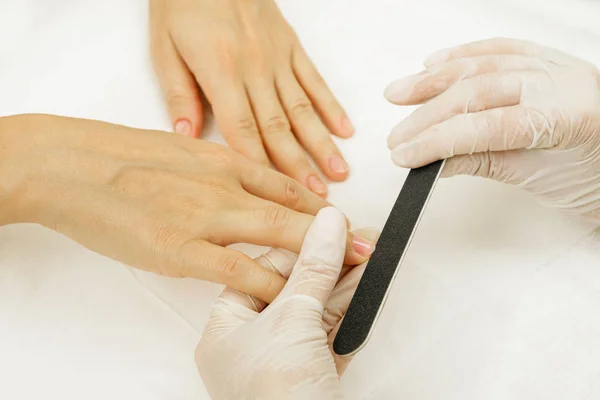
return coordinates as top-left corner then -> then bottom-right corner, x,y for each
307,175 -> 327,196
353,236 -> 375,257
174,119 -> 191,136
329,155 -> 349,174
341,116 -> 355,136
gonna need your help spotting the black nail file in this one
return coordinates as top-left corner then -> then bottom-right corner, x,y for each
333,159 -> 445,356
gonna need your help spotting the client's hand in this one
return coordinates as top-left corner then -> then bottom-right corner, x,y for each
149,0 -> 354,197
0,115 -> 373,303
196,207 -> 377,399
385,38 -> 600,224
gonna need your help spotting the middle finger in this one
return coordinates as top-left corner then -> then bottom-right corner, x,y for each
246,75 -> 328,197
276,69 -> 350,182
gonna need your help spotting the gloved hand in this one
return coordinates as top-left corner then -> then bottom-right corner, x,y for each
385,38 -> 600,224
149,0 -> 354,197
196,207 -> 378,399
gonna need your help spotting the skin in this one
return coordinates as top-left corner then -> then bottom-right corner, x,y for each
149,0 -> 355,197
0,114 -> 374,303
197,208 -> 379,399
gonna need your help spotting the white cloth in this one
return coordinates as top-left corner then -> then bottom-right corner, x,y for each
1,0 -> 600,399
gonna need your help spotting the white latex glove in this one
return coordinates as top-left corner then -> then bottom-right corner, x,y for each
385,38 -> 600,224
196,207 -> 377,400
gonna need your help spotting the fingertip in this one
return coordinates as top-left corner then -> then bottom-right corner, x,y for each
390,145 -> 419,169
306,174 -> 328,197
343,231 -> 375,265
297,205 -> 347,265
383,76 -> 420,104
338,116 -> 356,138
326,154 -> 350,181
174,118 -> 192,137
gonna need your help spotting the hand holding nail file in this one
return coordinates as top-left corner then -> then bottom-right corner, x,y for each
333,159 -> 445,356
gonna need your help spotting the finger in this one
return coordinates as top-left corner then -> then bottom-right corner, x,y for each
391,105 -> 557,168
150,35 -> 203,138
245,79 -> 328,197
209,79 -> 270,166
336,227 -> 381,283
385,55 -> 546,106
292,47 -> 355,138
273,207 -> 346,307
214,204 -> 374,265
176,240 -> 285,303
240,159 -> 331,214
219,247 -> 298,312
424,37 -> 576,68
388,72 -> 526,150
276,68 -> 350,182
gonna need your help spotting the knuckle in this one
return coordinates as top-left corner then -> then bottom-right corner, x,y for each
262,206 -> 292,230
263,115 -> 291,136
151,223 -> 190,277
233,117 -> 260,139
216,253 -> 245,279
281,179 -> 301,209
165,90 -> 192,110
288,97 -> 314,119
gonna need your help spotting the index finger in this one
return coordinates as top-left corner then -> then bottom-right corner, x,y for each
239,159 -> 331,216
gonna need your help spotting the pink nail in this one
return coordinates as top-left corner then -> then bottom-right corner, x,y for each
174,119 -> 191,136
329,155 -> 349,174
307,175 -> 327,196
353,236 -> 375,257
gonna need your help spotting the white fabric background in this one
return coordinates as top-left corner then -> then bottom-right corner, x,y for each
1,0 -> 600,399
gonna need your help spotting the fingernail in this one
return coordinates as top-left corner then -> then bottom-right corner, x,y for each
353,236 -> 375,257
341,117 -> 355,136
174,119 -> 191,136
307,175 -> 327,196
329,155 -> 349,174
424,47 -> 453,67
384,75 -> 422,103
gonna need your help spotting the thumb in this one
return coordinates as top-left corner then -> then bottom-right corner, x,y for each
151,35 -> 203,138
273,207 -> 347,308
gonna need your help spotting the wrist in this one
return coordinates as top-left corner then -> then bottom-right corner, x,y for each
0,114 -> 45,226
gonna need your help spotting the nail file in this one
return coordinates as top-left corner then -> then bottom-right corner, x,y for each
333,159 -> 445,357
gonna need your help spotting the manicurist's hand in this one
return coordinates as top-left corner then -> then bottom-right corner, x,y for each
0,115 -> 374,302
197,207 -> 378,400
149,0 -> 354,197
385,38 -> 600,224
